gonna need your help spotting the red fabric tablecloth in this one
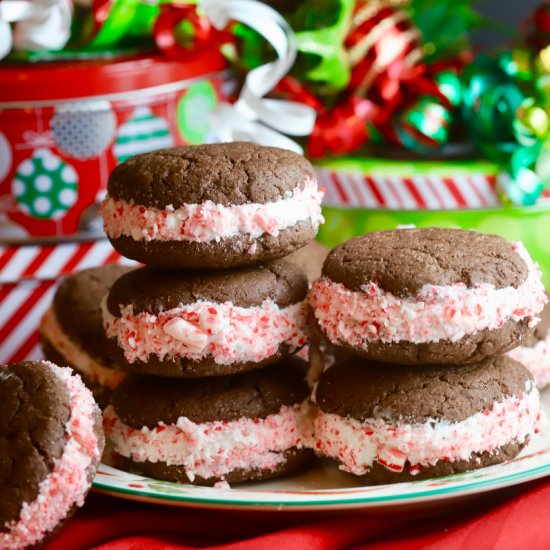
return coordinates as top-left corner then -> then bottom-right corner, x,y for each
47,478 -> 550,550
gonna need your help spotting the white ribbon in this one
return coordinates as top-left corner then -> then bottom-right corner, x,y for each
199,0 -> 316,153
0,0 -> 72,59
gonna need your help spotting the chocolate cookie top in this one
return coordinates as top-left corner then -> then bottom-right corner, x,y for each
316,355 -> 531,424
322,228 -> 528,297
107,142 -> 316,209
286,240 -> 329,283
112,357 -> 309,428
54,264 -> 133,352
107,259 -> 308,316
0,362 -> 71,529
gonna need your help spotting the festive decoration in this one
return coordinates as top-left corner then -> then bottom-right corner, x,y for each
0,0 -> 72,59
51,101 -> 116,159
0,55 -> 227,238
461,40 -> 550,205
12,149 -> 78,220
77,0 -> 158,51
5,0 -> 314,154
177,81 -> 219,144
113,107 -> 174,164
0,131 -> 12,182
201,0 -> 316,153
292,0 -> 355,93
153,2 -> 231,61
0,239 -> 135,364
1,0 -> 548,208
267,0 -> 468,158
316,162 -> 500,210
530,2 -> 550,50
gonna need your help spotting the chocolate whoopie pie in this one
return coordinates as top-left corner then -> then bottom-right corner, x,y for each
286,240 -> 329,283
314,356 -> 543,483
40,264 -> 133,407
0,361 -> 104,549
103,259 -> 309,377
311,227 -> 548,365
104,357 -> 314,485
101,142 -> 324,269
508,294 -> 550,389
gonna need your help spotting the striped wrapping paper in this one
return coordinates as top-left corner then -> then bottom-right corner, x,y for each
0,239 -> 135,364
316,166 -> 501,210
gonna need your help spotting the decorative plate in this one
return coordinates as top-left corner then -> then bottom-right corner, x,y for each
92,389 -> 550,512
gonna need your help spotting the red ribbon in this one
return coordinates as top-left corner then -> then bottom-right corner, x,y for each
153,3 -> 232,61
533,2 -> 550,32
308,95 -> 379,158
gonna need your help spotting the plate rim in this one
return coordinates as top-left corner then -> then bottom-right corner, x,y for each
92,460 -> 550,509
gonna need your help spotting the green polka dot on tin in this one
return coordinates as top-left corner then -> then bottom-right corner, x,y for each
11,148 -> 78,220
177,81 -> 218,144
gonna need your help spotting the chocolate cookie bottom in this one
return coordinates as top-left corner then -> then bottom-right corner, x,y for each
116,447 -> 314,486
362,442 -> 525,484
109,219 -> 317,270
324,318 -> 532,366
107,339 -> 298,378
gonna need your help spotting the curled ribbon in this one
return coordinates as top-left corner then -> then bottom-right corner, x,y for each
198,0 -> 316,154
0,0 -> 72,59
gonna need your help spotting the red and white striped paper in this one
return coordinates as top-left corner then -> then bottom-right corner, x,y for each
0,239 -> 134,364
316,168 -> 501,210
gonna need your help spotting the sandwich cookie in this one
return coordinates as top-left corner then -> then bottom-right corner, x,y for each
508,295 -> 550,389
0,361 -> 104,549
311,228 -> 547,365
40,264 -> 133,408
101,142 -> 324,269
313,356 -> 544,483
104,358 -> 314,485
103,260 -> 309,377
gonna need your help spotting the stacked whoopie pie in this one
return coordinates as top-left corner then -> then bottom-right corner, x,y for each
40,264 -> 134,408
309,227 -> 549,482
97,142 -> 325,486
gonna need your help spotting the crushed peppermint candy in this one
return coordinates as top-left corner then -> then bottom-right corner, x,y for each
313,384 -> 544,476
101,178 -> 324,243
104,403 -> 313,482
103,298 -> 308,365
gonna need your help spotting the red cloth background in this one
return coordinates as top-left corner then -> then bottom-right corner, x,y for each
46,477 -> 550,550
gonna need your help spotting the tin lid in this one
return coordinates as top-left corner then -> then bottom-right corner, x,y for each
0,52 -> 227,104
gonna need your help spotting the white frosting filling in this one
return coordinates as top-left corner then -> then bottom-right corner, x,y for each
102,297 -> 307,366
104,403 -> 313,482
313,383 -> 544,476
100,178 -> 324,243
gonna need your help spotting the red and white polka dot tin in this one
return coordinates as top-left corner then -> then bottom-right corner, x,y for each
0,52 -> 228,239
